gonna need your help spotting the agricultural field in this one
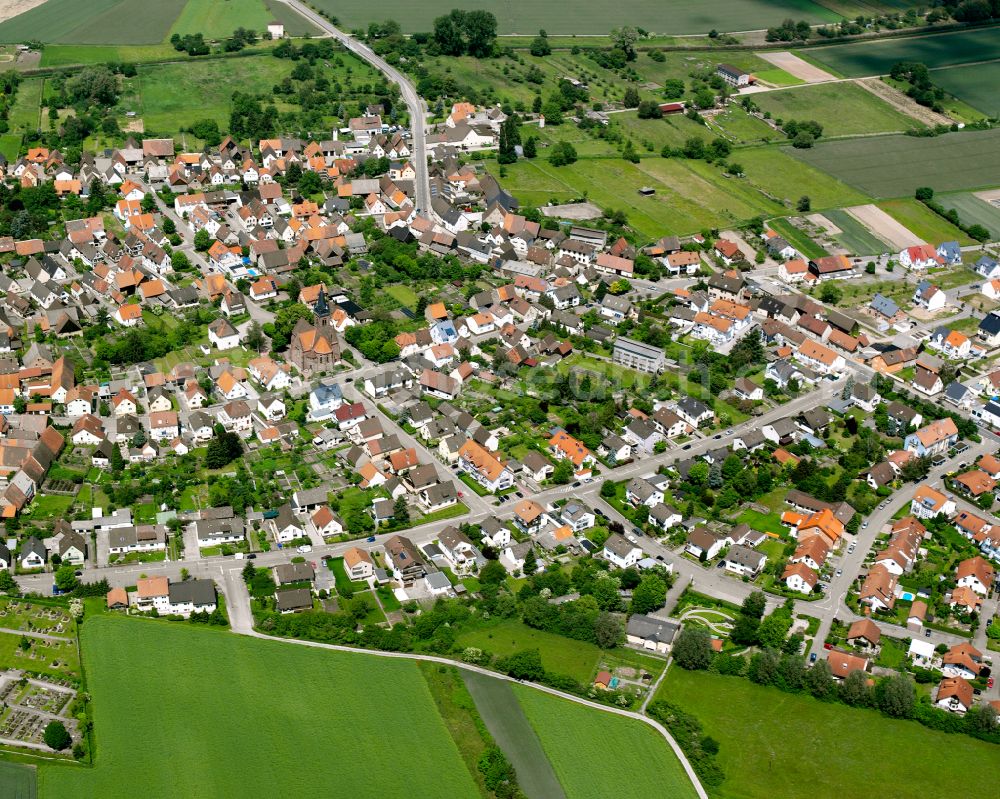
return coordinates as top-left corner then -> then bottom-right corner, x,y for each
462,672 -> 567,799
0,0 -> 187,45
878,198 -> 972,245
0,762 -> 35,799
936,191 -> 1000,240
805,25 -> 1000,77
658,668 -> 998,799
314,0 -> 841,35
767,218 -> 828,259
39,617 -> 480,798
513,685 -> 699,799
822,208 -> 893,254
751,82 -> 920,137
790,128 -> 1000,197
169,0 -> 272,40
931,62 -> 1000,117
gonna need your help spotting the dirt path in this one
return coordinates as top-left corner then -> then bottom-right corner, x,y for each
854,78 -> 952,128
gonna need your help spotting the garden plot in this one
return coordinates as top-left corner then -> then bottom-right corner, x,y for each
845,204 -> 924,249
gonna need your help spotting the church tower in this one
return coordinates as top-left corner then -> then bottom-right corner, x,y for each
313,286 -> 331,331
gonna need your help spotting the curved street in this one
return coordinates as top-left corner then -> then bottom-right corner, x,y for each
280,0 -> 434,216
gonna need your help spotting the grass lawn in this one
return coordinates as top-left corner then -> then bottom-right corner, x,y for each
0,762 -> 35,799
878,198 -> 973,246
751,82 -> 920,137
131,56 -> 299,133
385,283 -> 418,310
494,153 -> 778,239
709,107 -> 780,144
753,68 -> 804,87
40,616 -> 479,798
328,557 -> 368,595
658,668 -> 998,799
0,133 -> 21,162
735,509 -> 787,536
455,619 -> 602,684
25,494 -> 74,520
169,0 -> 272,39
8,78 -> 42,134
376,585 -> 401,611
514,685 -> 699,799
462,671 -> 567,799
875,639 -> 906,669
736,146 -> 870,211
39,43 -> 178,66
415,501 -> 470,526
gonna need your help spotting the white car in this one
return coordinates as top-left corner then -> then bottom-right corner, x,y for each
296,545 -> 313,554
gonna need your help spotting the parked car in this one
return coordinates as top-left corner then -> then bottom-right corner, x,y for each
572,481 -> 581,488
809,653 -> 817,663
925,629 -> 932,638
366,536 -> 376,543
836,569 -> 843,577
823,643 -> 833,650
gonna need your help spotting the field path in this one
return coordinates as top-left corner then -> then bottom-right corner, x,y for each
462,671 -> 567,799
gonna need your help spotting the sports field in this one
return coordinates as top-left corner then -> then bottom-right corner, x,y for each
822,208 -> 892,254
513,685 -> 700,799
790,128 -> 1000,197
658,668 -> 997,799
0,0 -> 187,44
311,0 -> 840,35
39,617 -> 479,799
936,192 -> 1000,240
806,25 -> 1000,76
462,672 -> 567,799
751,82 -> 920,136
